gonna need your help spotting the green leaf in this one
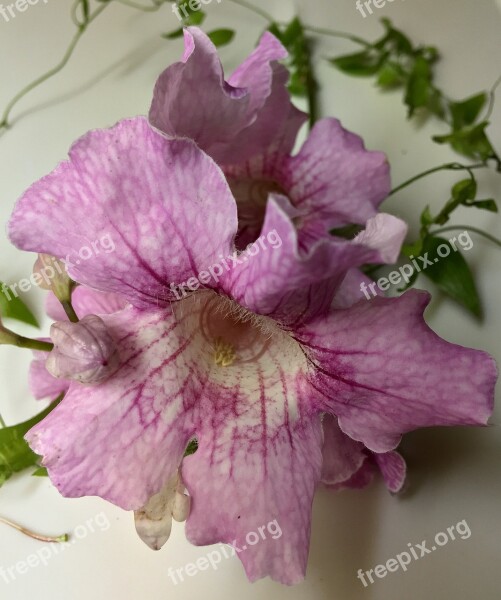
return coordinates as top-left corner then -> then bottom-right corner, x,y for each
433,121 -> 496,162
0,281 -> 39,328
330,50 -> 384,77
420,205 -> 434,227
162,28 -> 184,40
379,18 -> 413,55
421,236 -> 482,318
472,198 -> 498,212
449,93 -> 487,130
0,398 -> 61,488
32,466 -> 48,477
404,56 -> 432,117
452,178 -> 477,203
376,62 -> 406,89
207,29 -> 235,47
184,439 -> 198,457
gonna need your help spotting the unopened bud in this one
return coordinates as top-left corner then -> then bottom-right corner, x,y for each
33,254 -> 73,301
46,315 -> 119,384
134,472 -> 190,551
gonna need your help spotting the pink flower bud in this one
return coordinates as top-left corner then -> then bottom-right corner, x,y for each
46,315 -> 119,384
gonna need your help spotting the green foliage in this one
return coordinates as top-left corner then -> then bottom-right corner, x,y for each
0,398 -> 61,488
329,18 -> 500,167
207,28 -> 235,47
0,282 -> 39,328
268,17 -> 319,125
419,236 -> 482,318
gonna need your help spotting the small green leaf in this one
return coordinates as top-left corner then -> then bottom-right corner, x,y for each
421,236 -> 482,318
472,199 -> 498,212
32,466 -> 48,477
420,205 -> 434,227
162,28 -> 184,40
433,121 -> 496,162
0,281 -> 39,328
452,178 -> 477,203
207,29 -> 235,47
377,62 -> 406,89
0,398 -> 61,488
449,93 -> 487,130
184,439 -> 198,457
404,56 -> 432,117
330,50 -> 384,76
379,18 -> 413,55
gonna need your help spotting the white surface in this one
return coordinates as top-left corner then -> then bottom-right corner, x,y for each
0,1 -> 500,599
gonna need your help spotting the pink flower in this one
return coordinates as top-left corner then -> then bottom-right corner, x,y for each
8,118 -> 496,584
149,28 -> 391,248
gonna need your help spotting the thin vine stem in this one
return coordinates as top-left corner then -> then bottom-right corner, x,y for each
389,162 -> 487,197
115,0 -> 163,11
431,226 -> 501,248
0,516 -> 68,543
302,25 -> 371,48
0,2 -> 110,131
485,74 -> 501,121
225,0 -> 274,22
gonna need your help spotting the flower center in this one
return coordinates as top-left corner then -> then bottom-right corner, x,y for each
227,177 -> 288,249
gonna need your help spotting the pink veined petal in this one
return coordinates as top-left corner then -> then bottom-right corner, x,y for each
320,414 -> 366,486
149,28 -> 293,165
25,305 -> 205,510
29,349 -> 69,401
181,312 -> 322,584
280,117 -> 391,230
374,451 -> 407,493
332,269 -> 382,309
8,117 -> 238,308
46,287 -> 128,321
295,290 -> 498,453
327,458 -> 375,491
222,197 -> 407,326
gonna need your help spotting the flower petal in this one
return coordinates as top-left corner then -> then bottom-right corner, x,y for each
296,290 -> 497,452
149,28 -> 292,165
223,198 -> 406,326
320,414 -> 366,486
25,305 -> 205,509
29,351 -> 69,401
374,451 -> 406,493
280,118 -> 391,229
46,287 -> 127,322
8,117 -> 237,308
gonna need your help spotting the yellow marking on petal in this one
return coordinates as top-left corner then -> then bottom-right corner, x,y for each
213,337 -> 237,367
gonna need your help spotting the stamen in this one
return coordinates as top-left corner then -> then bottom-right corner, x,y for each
213,337 -> 237,367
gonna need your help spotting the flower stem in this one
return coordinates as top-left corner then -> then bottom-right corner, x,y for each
0,2 -> 110,131
10,335 -> 54,352
302,25 -> 371,48
431,226 -> 501,248
225,0 -> 274,22
0,516 -> 68,543
0,413 -> 6,428
388,162 -> 487,197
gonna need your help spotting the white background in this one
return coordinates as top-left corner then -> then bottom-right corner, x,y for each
0,0 -> 500,598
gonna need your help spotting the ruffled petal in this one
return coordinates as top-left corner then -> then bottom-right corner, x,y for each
8,117 -> 237,308
296,290 -> 497,452
280,118 -> 391,229
374,451 -> 406,493
223,198 -> 406,326
25,305 -> 204,509
149,28 -> 292,165
320,414 -> 366,486
29,350 -> 69,401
